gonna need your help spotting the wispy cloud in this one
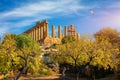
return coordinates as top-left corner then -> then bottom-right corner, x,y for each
84,10 -> 120,28
90,4 -> 120,28
0,0 -> 84,19
76,1 -> 120,34
0,0 -> 85,34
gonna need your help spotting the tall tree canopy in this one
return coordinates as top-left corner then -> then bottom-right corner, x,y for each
0,34 -> 41,80
0,34 -> 16,74
50,36 -> 119,80
94,27 -> 120,45
94,27 -> 120,71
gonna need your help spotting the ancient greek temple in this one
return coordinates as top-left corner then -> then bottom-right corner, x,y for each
24,20 -> 80,46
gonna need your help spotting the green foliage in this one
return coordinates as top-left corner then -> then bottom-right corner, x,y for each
51,36 -> 119,70
0,33 -> 17,74
61,35 -> 76,44
42,54 -> 53,64
49,43 -> 58,49
94,27 -> 120,70
51,39 -> 89,66
15,34 -> 41,74
87,39 -> 114,69
4,76 -> 9,80
15,34 -> 36,48
39,64 -> 51,76
94,27 -> 120,44
0,33 -> 42,79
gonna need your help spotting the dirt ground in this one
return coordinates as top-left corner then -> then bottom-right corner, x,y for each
19,73 -> 120,80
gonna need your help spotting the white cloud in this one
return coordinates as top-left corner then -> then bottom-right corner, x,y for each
90,11 -> 120,28
83,12 -> 120,30
0,0 -> 84,34
86,1 -> 120,27
0,0 -> 83,18
76,1 -> 120,34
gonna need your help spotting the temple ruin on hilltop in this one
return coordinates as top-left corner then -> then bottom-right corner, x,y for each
24,20 -> 80,46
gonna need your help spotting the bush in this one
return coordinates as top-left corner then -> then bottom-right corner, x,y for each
39,64 -> 51,76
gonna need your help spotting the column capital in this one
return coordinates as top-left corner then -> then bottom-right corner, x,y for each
44,20 -> 48,24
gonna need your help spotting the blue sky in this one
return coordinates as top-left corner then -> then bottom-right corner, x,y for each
0,0 -> 120,37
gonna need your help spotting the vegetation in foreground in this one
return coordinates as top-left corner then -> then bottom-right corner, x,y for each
0,34 -> 51,80
0,27 -> 120,80
50,27 -> 120,80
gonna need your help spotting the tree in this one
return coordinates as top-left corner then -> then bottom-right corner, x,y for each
61,35 -> 76,44
94,27 -> 120,45
94,27 -> 120,76
14,34 -> 41,80
0,34 -> 41,80
51,39 -> 90,80
0,34 -> 17,75
79,37 -> 119,80
51,36 -> 119,80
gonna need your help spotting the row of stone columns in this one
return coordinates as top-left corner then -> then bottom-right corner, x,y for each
52,25 -> 79,40
27,20 -> 48,41
25,20 -> 80,41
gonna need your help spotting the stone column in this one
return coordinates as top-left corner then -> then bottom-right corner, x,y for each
37,27 -> 39,40
64,26 -> 68,36
28,32 -> 30,37
36,27 -> 38,41
38,26 -> 40,40
35,28 -> 37,41
42,20 -> 48,38
36,27 -> 39,41
70,24 -> 74,36
52,25 -> 55,38
46,20 -> 48,37
30,31 -> 32,39
29,31 -> 32,38
39,26 -> 41,40
41,26 -> 43,39
58,26 -> 62,39
34,28 -> 36,41
33,28 -> 36,40
31,30 -> 34,40
43,24 -> 45,39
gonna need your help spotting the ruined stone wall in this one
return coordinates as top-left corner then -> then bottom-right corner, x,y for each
24,20 -> 80,46
24,20 -> 48,41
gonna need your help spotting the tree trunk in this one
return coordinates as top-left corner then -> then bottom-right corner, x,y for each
62,67 -> 66,77
76,70 -> 80,80
87,66 -> 95,80
14,57 -> 28,80
114,68 -> 117,79
91,67 -> 95,80
14,67 -> 27,80
74,60 -> 80,80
